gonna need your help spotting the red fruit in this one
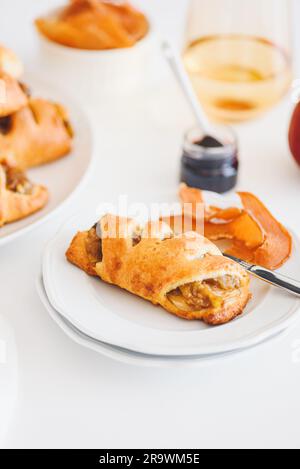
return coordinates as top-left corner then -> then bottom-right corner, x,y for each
289,101 -> 300,166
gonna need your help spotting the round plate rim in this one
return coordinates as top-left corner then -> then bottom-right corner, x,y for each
0,77 -> 94,247
36,276 -> 289,368
42,207 -> 300,357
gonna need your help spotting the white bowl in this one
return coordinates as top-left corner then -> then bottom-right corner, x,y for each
35,10 -> 156,104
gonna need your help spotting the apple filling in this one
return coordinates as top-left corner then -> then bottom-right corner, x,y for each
85,226 -> 103,265
167,275 -> 241,312
4,165 -> 33,195
0,116 -> 12,135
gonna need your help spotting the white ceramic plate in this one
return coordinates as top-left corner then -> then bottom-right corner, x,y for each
36,276 -> 289,369
42,206 -> 300,357
0,76 -> 93,246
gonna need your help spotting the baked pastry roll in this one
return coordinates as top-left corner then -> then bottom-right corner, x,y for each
0,159 -> 49,226
66,215 -> 251,325
0,98 -> 73,169
0,45 -> 23,79
35,0 -> 149,50
0,71 -> 28,117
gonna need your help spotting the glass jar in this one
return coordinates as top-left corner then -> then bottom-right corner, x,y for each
180,126 -> 238,193
183,0 -> 293,122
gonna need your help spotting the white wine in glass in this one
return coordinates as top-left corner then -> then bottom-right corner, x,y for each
183,0 -> 293,122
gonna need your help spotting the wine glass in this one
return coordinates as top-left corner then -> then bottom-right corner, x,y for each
183,0 -> 293,122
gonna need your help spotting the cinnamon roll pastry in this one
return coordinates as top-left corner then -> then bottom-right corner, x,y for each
0,71 -> 28,117
0,159 -> 49,226
0,98 -> 73,169
66,215 -> 251,325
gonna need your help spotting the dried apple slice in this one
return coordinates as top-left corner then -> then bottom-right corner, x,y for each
237,192 -> 292,269
179,185 -> 292,270
179,183 -> 243,222
205,211 -> 264,249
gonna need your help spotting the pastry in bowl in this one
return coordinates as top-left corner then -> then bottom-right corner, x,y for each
0,71 -> 28,117
0,159 -> 48,226
0,98 -> 73,169
35,0 -> 149,50
66,214 -> 251,325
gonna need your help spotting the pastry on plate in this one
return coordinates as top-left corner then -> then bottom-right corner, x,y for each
66,214 -> 251,325
0,98 -> 73,169
0,71 -> 28,117
35,0 -> 149,50
0,159 -> 49,226
178,184 -> 292,270
0,45 -> 23,79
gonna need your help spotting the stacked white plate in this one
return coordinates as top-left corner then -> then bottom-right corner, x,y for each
38,208 -> 300,368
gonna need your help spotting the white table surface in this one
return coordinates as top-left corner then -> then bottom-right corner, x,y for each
1,0 -> 300,450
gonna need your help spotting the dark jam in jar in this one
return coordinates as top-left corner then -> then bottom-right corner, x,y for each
180,127 -> 239,193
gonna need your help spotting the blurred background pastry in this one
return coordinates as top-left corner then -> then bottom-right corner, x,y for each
0,41 -> 74,227
0,44 -> 23,79
0,41 -> 73,171
0,98 -> 73,170
0,158 -> 49,226
35,0 -> 149,50
0,71 -> 28,118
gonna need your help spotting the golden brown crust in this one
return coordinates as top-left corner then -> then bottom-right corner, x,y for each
66,215 -> 251,325
0,98 -> 73,169
201,293 -> 252,325
66,231 -> 98,276
0,45 -> 23,79
0,71 -> 28,117
0,160 -> 49,226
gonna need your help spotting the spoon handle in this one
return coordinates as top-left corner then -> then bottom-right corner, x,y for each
162,40 -> 211,135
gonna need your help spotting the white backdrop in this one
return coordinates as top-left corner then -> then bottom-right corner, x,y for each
1,0 -> 300,451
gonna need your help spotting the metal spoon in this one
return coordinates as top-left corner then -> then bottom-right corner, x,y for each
162,40 -> 222,147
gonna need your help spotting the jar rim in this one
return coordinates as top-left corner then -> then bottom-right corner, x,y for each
183,125 -> 238,161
